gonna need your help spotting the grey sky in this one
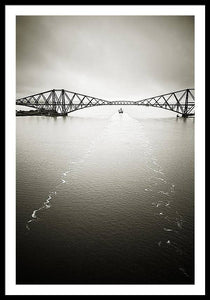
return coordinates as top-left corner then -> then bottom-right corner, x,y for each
16,16 -> 194,100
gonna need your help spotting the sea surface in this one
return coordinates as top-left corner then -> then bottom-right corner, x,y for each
16,106 -> 194,284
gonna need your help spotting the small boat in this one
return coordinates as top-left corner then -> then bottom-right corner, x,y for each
118,108 -> 123,114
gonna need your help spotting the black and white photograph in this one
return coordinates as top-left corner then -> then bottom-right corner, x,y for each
5,4 -> 205,296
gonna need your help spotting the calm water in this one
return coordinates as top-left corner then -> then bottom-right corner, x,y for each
16,106 -> 194,284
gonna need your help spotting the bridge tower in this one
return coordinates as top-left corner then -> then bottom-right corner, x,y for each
182,88 -> 189,118
52,89 -> 56,112
61,89 -> 66,115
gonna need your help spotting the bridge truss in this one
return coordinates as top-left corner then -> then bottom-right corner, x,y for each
16,88 -> 194,117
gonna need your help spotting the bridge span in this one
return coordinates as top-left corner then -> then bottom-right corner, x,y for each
16,88 -> 195,117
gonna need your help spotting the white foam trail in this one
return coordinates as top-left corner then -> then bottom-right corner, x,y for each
26,192 -> 55,230
45,195 -> 52,202
166,240 -> 183,254
32,210 -> 38,219
26,224 -> 30,231
170,184 -> 175,193
164,228 -> 173,232
147,164 -> 165,175
156,201 -> 163,207
26,152 -> 81,231
157,177 -> 167,183
32,205 -> 45,218
158,191 -> 170,196
175,218 -> 183,229
26,219 -> 35,230
179,267 -> 190,277
143,125 -> 185,261
150,176 -> 167,184
145,188 -> 152,192
154,212 -> 164,216
153,168 -> 164,175
63,170 -> 70,175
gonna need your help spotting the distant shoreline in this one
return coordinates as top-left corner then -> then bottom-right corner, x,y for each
16,110 -> 67,117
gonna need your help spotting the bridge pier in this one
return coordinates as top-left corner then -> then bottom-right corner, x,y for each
182,113 -> 195,118
177,113 -> 195,118
52,89 -> 57,112
182,113 -> 188,118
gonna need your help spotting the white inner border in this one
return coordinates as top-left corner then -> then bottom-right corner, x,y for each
5,5 -> 205,296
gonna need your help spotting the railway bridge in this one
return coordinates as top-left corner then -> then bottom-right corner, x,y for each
16,88 -> 195,117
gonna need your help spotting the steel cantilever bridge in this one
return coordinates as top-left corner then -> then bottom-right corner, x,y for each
16,88 -> 195,117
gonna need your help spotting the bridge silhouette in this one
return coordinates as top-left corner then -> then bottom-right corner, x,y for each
16,88 -> 195,117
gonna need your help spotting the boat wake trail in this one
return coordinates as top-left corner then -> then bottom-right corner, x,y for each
138,120 -> 190,279
25,120 -> 111,231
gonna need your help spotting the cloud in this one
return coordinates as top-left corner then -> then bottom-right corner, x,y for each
16,16 -> 194,100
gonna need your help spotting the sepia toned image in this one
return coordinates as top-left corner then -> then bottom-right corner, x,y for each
15,13 -> 195,287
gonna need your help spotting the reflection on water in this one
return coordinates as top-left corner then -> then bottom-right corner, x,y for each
16,106 -> 194,284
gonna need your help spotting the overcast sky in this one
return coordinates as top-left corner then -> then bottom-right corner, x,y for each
16,16 -> 194,101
